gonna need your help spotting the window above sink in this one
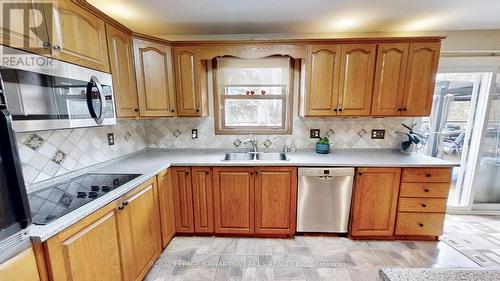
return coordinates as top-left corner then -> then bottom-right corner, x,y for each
214,56 -> 294,135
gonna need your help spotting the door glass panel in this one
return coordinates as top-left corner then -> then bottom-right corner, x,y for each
421,72 -> 490,206
473,73 -> 500,204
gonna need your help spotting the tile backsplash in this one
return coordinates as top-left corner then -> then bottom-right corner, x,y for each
15,116 -> 416,185
16,120 -> 148,185
148,116 -> 416,150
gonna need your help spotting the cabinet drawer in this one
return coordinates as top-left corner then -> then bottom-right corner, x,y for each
398,198 -> 447,213
400,182 -> 450,198
402,168 -> 452,183
395,212 -> 445,236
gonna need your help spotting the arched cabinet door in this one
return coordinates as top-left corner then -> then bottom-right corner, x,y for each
106,23 -> 138,118
402,42 -> 441,116
337,43 -> 376,116
133,37 -> 176,117
47,0 -> 110,72
371,43 -> 409,116
304,44 -> 342,116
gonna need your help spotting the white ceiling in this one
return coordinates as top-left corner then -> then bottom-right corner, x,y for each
89,0 -> 500,37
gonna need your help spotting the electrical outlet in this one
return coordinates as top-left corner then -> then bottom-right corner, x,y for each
107,133 -> 115,145
192,129 -> 198,139
371,129 -> 385,139
310,129 -> 320,139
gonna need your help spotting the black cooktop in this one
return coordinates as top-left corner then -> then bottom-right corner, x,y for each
28,173 -> 141,225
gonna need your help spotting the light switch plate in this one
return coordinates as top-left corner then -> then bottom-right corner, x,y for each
310,129 -> 320,139
107,133 -> 115,145
371,129 -> 385,139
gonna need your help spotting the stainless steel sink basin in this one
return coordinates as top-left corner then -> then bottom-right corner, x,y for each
222,152 -> 255,161
255,152 -> 289,161
222,152 -> 289,161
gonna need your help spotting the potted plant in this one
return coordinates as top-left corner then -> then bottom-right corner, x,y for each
397,123 -> 426,153
315,137 -> 330,154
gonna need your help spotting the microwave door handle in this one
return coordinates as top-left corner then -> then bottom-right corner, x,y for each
0,109 -> 31,227
86,76 -> 105,125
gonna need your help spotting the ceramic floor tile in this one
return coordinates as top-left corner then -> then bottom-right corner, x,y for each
184,267 -> 217,281
273,267 -> 305,280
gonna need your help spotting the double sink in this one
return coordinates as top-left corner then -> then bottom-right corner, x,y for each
222,152 -> 289,161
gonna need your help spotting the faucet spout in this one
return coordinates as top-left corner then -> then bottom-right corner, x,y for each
243,134 -> 258,154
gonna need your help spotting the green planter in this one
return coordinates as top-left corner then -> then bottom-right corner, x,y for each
315,143 -> 330,154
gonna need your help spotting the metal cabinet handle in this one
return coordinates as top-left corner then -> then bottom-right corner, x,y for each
402,108 -> 407,111
338,108 -> 343,112
421,203 -> 427,208
205,171 -> 209,175
185,171 -> 189,175
397,108 -> 403,112
424,187 -> 430,192
52,45 -> 62,50
196,109 -> 200,112
171,109 -> 175,113
333,108 -> 338,112
426,173 -> 432,177
418,223 -> 424,227
358,172 -> 363,176
122,201 -> 129,206
43,41 -> 51,49
117,205 -> 124,211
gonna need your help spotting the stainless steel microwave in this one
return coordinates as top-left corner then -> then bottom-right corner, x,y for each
0,46 -> 116,132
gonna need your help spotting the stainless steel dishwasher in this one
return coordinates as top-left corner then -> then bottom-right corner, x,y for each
297,167 -> 354,233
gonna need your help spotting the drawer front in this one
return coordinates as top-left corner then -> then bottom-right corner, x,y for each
395,212 -> 445,236
398,198 -> 447,213
402,168 -> 452,183
400,182 -> 450,198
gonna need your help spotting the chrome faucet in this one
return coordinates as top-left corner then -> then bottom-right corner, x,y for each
243,134 -> 258,154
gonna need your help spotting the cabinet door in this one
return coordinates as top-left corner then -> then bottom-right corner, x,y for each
192,167 -> 214,233
47,0 -> 110,72
0,247 -> 41,281
213,167 -> 255,234
171,167 -> 194,233
255,167 -> 297,235
304,44 -> 341,116
0,1 -> 50,55
338,44 -> 376,116
117,179 -> 162,281
133,38 -> 176,117
371,43 -> 409,116
158,169 -> 176,248
350,168 -> 401,237
106,23 -> 139,118
174,46 -> 207,117
402,42 -> 441,116
44,207 -> 123,281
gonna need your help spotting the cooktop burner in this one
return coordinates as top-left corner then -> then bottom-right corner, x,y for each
29,173 -> 141,225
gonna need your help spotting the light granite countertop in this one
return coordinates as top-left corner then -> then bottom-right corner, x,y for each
379,268 -> 500,281
29,148 -> 456,242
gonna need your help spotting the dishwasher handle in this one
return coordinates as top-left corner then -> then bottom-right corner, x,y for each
298,167 -> 355,177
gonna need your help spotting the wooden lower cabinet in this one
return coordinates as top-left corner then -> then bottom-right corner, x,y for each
171,167 -> 195,233
116,179 -> 162,281
0,247 -> 41,281
255,167 -> 297,235
44,205 -> 123,281
158,169 -> 176,247
350,168 -> 402,237
43,178 -> 161,281
213,167 -> 255,234
192,167 -> 214,233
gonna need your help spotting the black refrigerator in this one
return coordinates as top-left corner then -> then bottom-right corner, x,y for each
0,75 -> 31,242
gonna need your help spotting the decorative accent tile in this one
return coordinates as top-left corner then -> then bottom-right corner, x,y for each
124,131 -> 132,142
173,129 -> 182,137
51,150 -> 66,164
263,139 -> 272,148
25,134 -> 45,151
327,129 -> 335,137
233,139 -> 242,147
357,129 -> 367,138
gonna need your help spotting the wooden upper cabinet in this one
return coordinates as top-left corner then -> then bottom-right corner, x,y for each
44,206 -> 123,281
173,46 -> 208,117
350,168 -> 401,237
0,247 -> 41,281
191,167 -> 214,233
338,44 -> 376,116
255,167 -> 297,235
0,1 -> 50,55
371,43 -> 409,116
171,167 -> 194,233
116,179 -> 161,281
46,0 -> 110,72
402,42 -> 441,116
157,169 -> 176,248
133,38 -> 176,117
213,167 -> 255,234
304,44 -> 341,116
106,23 -> 139,118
